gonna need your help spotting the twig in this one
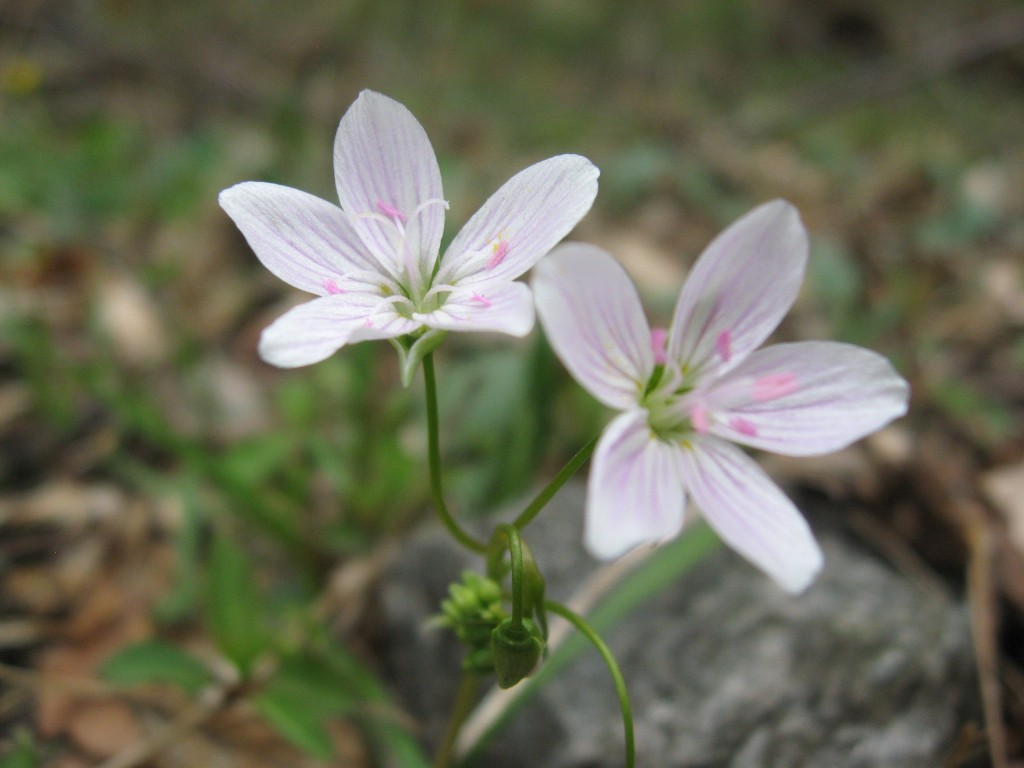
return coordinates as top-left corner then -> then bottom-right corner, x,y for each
963,503 -> 1009,768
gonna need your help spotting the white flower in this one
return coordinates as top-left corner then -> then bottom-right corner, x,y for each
533,201 -> 910,592
220,90 -> 598,372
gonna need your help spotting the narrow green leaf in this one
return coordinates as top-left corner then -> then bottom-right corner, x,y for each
270,656 -> 359,715
254,686 -> 333,761
100,640 -> 211,696
206,534 -> 267,674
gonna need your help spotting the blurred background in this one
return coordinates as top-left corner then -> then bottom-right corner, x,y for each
1,0 -> 1023,765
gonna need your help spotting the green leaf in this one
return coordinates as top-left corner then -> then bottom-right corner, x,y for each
254,685 -> 333,761
206,534 -> 267,674
314,636 -> 431,768
0,730 -> 38,768
100,640 -> 211,696
269,656 -> 360,715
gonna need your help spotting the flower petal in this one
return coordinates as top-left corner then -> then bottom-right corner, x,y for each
417,281 -> 534,337
438,154 -> 599,286
533,243 -> 655,410
219,182 -> 382,295
678,437 -> 823,593
586,410 -> 686,560
668,200 -> 807,377
704,341 -> 910,456
333,90 -> 445,280
258,293 -> 418,368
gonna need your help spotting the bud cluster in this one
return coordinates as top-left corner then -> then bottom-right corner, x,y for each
436,572 -> 508,673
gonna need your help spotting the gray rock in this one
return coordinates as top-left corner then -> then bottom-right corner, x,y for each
376,483 -> 979,767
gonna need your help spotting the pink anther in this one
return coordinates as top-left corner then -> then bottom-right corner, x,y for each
729,416 -> 758,436
691,403 -> 710,434
469,293 -> 492,308
363,318 -> 375,328
752,373 -> 798,402
376,200 -> 407,221
650,328 -> 668,364
485,239 -> 509,270
322,278 -> 345,295
715,329 -> 732,362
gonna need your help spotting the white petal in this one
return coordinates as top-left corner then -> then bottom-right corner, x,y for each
416,281 -> 534,337
668,200 -> 807,377
258,293 -> 418,368
586,411 -> 686,559
704,341 -> 909,456
438,155 -> 599,286
678,437 -> 823,593
333,90 -> 445,280
219,182 -> 381,294
533,244 -> 655,410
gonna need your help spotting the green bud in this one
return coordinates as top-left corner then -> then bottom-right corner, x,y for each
490,618 -> 544,689
435,572 -> 508,673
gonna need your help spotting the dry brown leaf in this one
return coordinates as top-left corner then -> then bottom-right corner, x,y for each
67,700 -> 144,758
36,600 -> 151,737
0,482 -> 124,528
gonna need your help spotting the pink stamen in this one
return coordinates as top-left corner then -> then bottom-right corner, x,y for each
729,417 -> 758,436
752,373 -> 798,402
716,329 -> 732,362
691,404 -> 709,434
322,278 -> 345,295
485,239 -> 509,270
650,328 -> 668,364
376,200 -> 407,222
469,293 -> 492,308
362,318 -> 374,328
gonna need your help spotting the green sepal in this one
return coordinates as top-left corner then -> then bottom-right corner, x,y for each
390,329 -> 448,388
491,618 -> 544,689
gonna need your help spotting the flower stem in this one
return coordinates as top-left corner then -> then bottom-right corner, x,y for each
422,353 -> 488,554
544,600 -> 635,768
495,524 -> 525,627
512,436 -> 598,530
433,669 -> 480,768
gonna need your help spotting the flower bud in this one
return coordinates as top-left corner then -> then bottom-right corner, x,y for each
490,618 -> 544,689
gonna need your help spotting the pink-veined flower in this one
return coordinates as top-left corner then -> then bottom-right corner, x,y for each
220,90 -> 598,377
533,200 -> 909,593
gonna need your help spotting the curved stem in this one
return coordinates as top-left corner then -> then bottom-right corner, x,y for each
544,600 -> 635,768
433,669 -> 480,768
422,353 -> 488,554
496,524 -> 525,627
513,436 -> 598,530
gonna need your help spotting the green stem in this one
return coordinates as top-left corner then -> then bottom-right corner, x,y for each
513,436 -> 598,530
496,524 -> 525,627
544,600 -> 635,768
422,354 -> 488,554
432,669 -> 480,768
